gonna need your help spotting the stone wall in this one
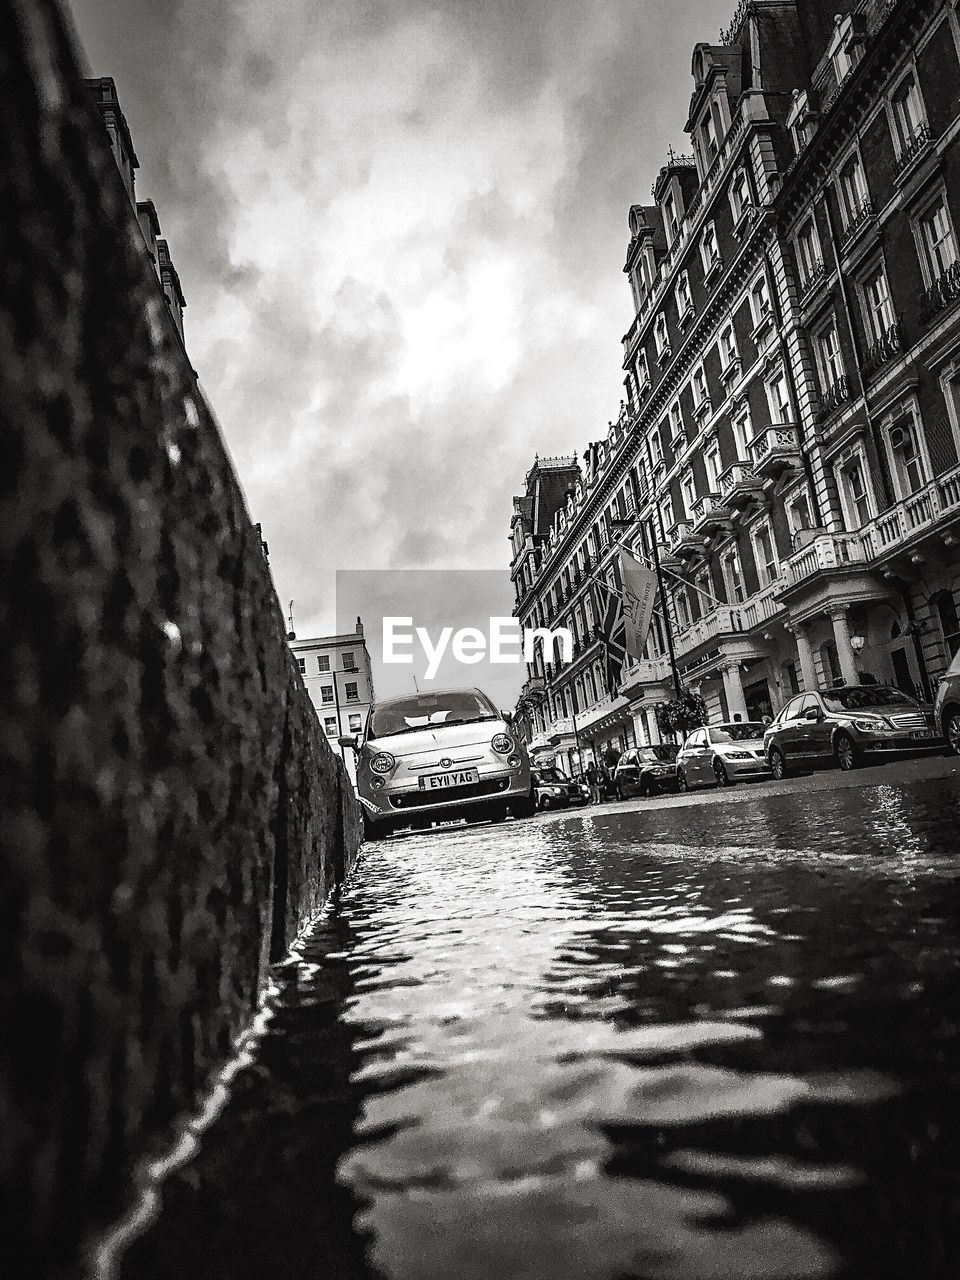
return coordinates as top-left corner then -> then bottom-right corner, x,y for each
0,2 -> 360,1273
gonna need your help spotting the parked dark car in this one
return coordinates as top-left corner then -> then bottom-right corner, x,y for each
613,744 -> 679,798
531,767 -> 589,810
934,648 -> 960,753
764,685 -> 939,777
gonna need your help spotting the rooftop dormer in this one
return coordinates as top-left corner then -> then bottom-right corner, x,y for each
652,153 -> 698,250
86,77 -> 139,204
686,44 -> 743,180
623,203 -> 665,311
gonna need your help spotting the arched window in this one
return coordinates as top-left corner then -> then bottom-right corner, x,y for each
933,591 -> 960,658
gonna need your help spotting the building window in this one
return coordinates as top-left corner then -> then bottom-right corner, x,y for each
860,264 -> 896,341
324,716 -> 337,736
649,429 -> 664,467
700,223 -> 720,276
933,590 -> 960,658
668,401 -> 684,445
702,110 -> 719,164
663,188 -> 679,241
682,473 -> 696,517
317,654 -> 330,672
795,217 -> 822,286
750,275 -> 771,326
732,405 -> 752,459
766,368 -> 791,423
675,587 -> 691,629
344,681 -> 359,701
636,349 -> 650,391
348,713 -> 362,733
815,316 -> 844,392
916,195 -> 958,286
730,167 -> 750,225
887,414 -> 926,497
722,548 -> 745,604
839,455 -> 872,528
705,444 -> 722,492
719,322 -> 738,372
787,489 -> 814,535
837,152 -> 869,226
297,657 -> 306,673
753,523 -> 780,586
676,272 -> 693,320
320,685 -> 334,705
692,365 -> 708,407
655,312 -> 670,358
342,651 -> 357,670
890,70 -> 926,153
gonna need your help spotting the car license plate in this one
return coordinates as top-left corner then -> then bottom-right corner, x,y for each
911,730 -> 934,740
419,768 -> 479,790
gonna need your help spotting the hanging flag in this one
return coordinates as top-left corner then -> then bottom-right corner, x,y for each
598,571 -> 627,696
620,547 -> 658,662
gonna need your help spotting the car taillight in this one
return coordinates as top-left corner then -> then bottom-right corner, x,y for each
491,733 -> 513,754
370,752 -> 396,774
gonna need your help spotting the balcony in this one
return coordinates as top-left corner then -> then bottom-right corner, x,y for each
667,520 -> 704,558
784,531 -> 867,587
799,260 -> 828,301
750,423 -> 802,479
719,462 -> 764,509
816,373 -> 852,423
895,121 -> 933,179
619,655 -> 671,696
862,320 -> 903,380
861,465 -> 960,559
919,260 -> 960,325
691,492 -> 732,534
840,198 -> 875,249
739,579 -> 784,629
674,607 -> 743,659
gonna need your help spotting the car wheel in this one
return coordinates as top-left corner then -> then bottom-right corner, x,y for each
834,731 -> 859,772
944,708 -> 960,755
769,747 -> 787,781
714,760 -> 732,788
677,769 -> 689,792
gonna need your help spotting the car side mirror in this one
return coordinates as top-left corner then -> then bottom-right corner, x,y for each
338,735 -> 359,750
803,707 -> 823,721
500,709 -> 513,725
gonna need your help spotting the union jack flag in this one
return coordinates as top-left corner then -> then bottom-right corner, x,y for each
597,577 -> 627,696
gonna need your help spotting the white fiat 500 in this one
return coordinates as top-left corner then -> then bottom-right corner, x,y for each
341,687 -> 534,841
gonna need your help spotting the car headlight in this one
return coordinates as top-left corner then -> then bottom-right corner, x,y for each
723,750 -> 752,760
492,733 -> 514,754
851,718 -> 884,732
370,752 -> 396,774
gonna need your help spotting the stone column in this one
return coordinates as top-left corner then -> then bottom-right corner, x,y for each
720,661 -> 749,722
830,606 -> 859,684
787,623 -> 818,691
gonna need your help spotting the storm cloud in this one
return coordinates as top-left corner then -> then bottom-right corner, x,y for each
69,0 -> 734,636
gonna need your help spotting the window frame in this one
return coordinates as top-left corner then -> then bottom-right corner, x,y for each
912,187 -> 959,289
883,406 -> 930,501
813,313 -> 845,393
887,65 -> 927,157
751,519 -> 780,587
858,260 -> 897,343
835,448 -> 875,530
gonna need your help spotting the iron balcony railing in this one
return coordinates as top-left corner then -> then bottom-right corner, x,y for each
862,320 -> 903,380
840,197 -> 875,246
817,373 -> 851,421
919,260 -> 960,324
895,121 -> 932,176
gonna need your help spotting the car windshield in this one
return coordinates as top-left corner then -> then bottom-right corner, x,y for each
821,686 -> 918,712
638,744 -> 678,763
535,768 -> 566,784
368,689 -> 499,738
711,723 -> 767,743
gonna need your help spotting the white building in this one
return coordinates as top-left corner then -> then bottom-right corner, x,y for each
290,618 -> 375,783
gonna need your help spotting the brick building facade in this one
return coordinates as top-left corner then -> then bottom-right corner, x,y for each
510,0 -> 960,767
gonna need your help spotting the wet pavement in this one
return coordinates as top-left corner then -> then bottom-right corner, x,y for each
115,760 -> 960,1280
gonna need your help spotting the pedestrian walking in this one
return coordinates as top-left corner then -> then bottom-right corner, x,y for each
585,760 -> 602,804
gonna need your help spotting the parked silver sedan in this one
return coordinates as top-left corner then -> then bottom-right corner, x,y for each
676,722 -> 770,790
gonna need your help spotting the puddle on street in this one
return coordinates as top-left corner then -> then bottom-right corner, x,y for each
121,779 -> 960,1280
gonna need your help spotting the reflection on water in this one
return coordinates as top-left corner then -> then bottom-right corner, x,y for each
338,783 -> 960,1280
121,780 -> 960,1280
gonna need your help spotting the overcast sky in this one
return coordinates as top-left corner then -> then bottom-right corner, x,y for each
69,0 -> 733,640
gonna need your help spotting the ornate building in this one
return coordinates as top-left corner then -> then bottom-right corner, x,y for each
510,0 -> 960,767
